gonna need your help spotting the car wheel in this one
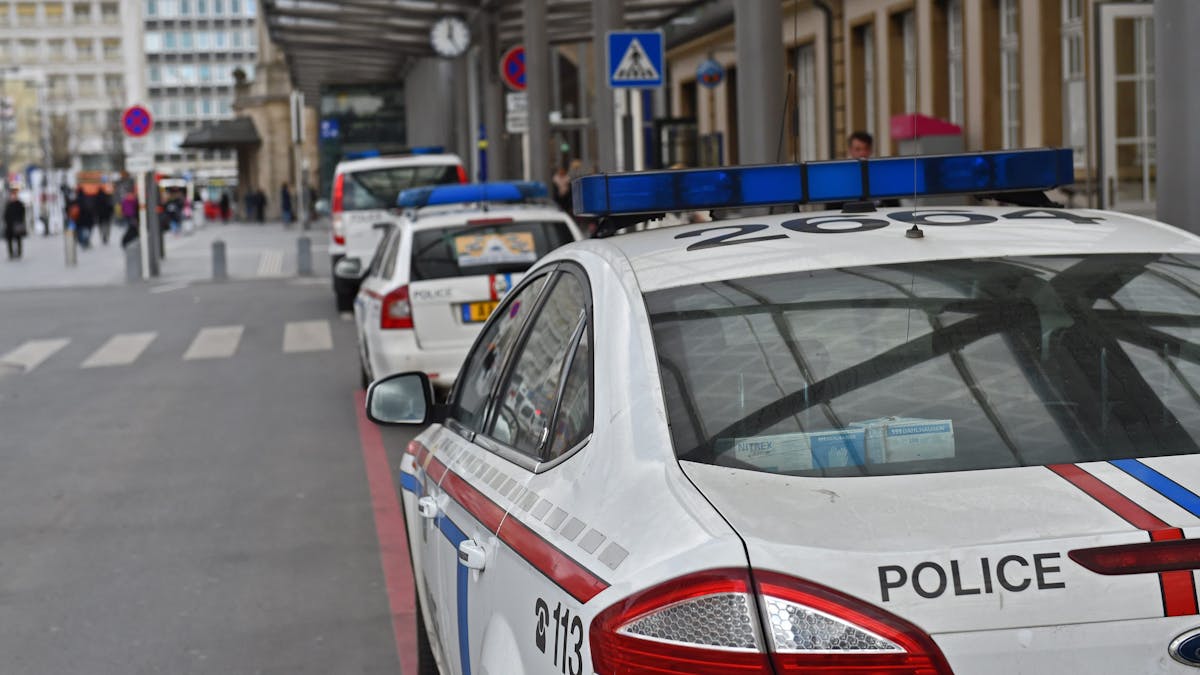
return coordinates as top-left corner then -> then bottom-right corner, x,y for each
336,289 -> 355,312
414,593 -> 441,675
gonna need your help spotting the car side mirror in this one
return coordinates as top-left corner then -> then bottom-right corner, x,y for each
334,256 -> 364,280
366,371 -> 435,426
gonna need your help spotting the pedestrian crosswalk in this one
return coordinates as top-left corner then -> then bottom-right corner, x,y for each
0,319 -> 340,377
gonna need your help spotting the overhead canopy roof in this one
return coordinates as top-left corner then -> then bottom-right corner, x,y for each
180,117 -> 262,149
262,0 -> 705,100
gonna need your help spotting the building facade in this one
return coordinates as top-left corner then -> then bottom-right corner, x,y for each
0,0 -> 142,175
141,0 -> 258,179
667,0 -> 1155,213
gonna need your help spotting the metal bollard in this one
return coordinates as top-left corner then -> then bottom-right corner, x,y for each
212,239 -> 227,281
296,236 -> 312,276
124,241 -> 142,282
64,228 -> 77,267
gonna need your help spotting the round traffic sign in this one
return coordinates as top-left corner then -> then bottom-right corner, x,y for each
122,105 -> 153,137
697,59 -> 724,88
500,46 -> 526,91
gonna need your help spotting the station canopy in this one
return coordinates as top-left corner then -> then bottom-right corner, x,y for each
262,0 -> 703,99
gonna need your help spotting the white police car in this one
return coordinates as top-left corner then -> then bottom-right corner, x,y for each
367,149 -> 1200,674
344,182 -> 582,390
330,150 -> 467,311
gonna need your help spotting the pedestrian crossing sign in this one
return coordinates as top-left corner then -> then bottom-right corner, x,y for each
607,31 -> 664,89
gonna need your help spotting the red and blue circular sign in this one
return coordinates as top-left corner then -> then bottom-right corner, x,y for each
122,104 -> 153,137
697,59 -> 724,88
500,45 -> 525,91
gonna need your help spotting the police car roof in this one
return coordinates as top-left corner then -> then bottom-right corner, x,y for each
406,202 -> 571,230
333,153 -> 462,174
586,206 -> 1200,293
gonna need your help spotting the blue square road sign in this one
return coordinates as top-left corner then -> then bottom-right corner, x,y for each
607,31 -> 664,89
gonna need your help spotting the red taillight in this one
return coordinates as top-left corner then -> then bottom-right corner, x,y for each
590,569 -> 953,675
590,569 -> 771,675
754,571 -> 953,675
456,165 -> 468,183
1070,537 -> 1200,575
381,285 -> 413,329
331,174 -> 346,245
466,217 -> 515,226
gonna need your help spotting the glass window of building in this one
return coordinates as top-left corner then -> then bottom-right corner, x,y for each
214,31 -> 227,48
248,27 -> 257,48
796,43 -> 817,162
230,0 -> 239,13
73,38 -> 92,59
72,2 -> 90,22
199,64 -> 212,82
48,75 -> 68,97
15,3 -> 36,26
231,30 -> 242,48
18,39 -> 38,62
197,0 -> 207,13
78,110 -> 97,133
105,74 -> 122,95
163,31 -> 176,50
180,65 -> 195,83
196,31 -> 210,49
946,0 -> 964,125
1061,0 -> 1086,166
180,30 -> 193,49
213,0 -> 223,14
184,98 -> 196,116
44,3 -> 64,24
201,98 -> 212,115
100,2 -> 117,22
219,99 -> 231,114
144,31 -> 161,52
145,0 -> 156,16
179,0 -> 189,14
148,66 -> 161,83
47,38 -> 65,62
102,37 -> 119,60
243,63 -> 255,80
77,74 -> 97,98
244,0 -> 254,16
999,0 -> 1021,148
159,0 -> 176,16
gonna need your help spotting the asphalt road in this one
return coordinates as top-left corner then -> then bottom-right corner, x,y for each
0,279 -> 419,675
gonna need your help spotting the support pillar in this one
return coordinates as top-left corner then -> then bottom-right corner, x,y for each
1156,0 -> 1200,231
480,12 -> 507,180
734,1 -> 786,164
523,0 -> 550,185
591,0 -> 623,172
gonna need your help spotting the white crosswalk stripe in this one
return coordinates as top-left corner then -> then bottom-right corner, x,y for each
256,250 -> 284,277
282,320 -> 333,353
0,338 -> 70,372
80,332 -> 157,368
183,326 -> 244,360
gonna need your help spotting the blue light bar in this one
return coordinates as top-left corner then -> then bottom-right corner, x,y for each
397,181 -> 548,209
408,146 -> 445,155
572,148 -> 1074,216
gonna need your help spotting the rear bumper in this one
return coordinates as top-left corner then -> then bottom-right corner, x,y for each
368,329 -> 465,389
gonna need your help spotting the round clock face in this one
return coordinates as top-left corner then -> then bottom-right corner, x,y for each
430,16 -> 470,58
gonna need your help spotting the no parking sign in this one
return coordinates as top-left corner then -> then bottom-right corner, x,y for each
500,45 -> 526,91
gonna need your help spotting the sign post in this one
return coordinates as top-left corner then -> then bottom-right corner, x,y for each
122,104 -> 156,278
606,31 -> 664,171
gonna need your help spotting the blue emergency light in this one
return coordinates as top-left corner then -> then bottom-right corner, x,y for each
572,148 -> 1074,217
397,181 -> 549,209
407,146 -> 445,155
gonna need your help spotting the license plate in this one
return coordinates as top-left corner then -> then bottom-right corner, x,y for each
461,301 -> 499,323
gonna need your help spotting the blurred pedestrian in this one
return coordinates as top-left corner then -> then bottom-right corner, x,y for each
4,190 -> 27,259
847,130 -> 874,159
74,187 -> 95,249
120,190 -> 139,247
551,165 -> 571,213
96,188 -> 114,245
219,191 -> 230,223
256,189 -> 267,223
280,182 -> 293,226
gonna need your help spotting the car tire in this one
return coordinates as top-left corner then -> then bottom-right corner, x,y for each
414,593 -> 441,675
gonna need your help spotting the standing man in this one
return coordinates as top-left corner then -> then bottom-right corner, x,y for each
4,190 -> 27,259
847,131 -> 874,159
280,182 -> 293,226
95,187 -> 114,245
255,188 -> 267,223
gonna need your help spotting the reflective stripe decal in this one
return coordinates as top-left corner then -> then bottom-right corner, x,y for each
399,471 -> 420,494
1110,459 -> 1200,519
1049,463 -> 1199,617
409,440 -> 610,603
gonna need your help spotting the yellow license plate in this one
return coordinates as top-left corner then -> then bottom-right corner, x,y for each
463,301 -> 499,323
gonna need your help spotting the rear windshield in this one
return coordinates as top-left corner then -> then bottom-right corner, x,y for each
646,254 -> 1200,477
410,221 -> 574,281
341,164 -> 461,211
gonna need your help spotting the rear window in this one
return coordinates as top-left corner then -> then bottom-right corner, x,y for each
341,164 -> 460,211
410,221 -> 574,281
646,254 -> 1200,477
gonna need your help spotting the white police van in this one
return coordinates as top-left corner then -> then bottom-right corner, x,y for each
367,149 -> 1200,674
343,181 -> 582,390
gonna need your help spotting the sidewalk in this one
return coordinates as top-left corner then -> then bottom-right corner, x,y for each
0,219 -> 331,292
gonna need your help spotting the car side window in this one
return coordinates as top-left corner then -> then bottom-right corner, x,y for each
487,272 -> 587,458
378,227 -> 402,279
448,274 -> 550,433
546,328 -> 591,460
365,227 -> 395,278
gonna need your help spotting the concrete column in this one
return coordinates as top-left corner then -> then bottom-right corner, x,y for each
480,13 -> 506,180
523,0 -> 550,185
591,0 -> 623,172
735,1 -> 786,164
1156,0 -> 1200,231
454,56 -> 472,171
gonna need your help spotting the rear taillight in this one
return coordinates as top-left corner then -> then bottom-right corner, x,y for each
381,285 -> 412,329
456,165 -> 468,183
590,569 -> 952,675
1070,537 -> 1200,575
331,174 -> 346,245
590,569 -> 770,675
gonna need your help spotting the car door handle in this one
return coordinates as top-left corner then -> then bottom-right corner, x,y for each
458,539 -> 486,571
417,496 -> 438,519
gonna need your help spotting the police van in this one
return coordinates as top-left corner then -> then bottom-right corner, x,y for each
367,149 -> 1200,674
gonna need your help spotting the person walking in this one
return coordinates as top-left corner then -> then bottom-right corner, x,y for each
551,165 -> 572,213
255,188 -> 267,223
96,188 -> 114,245
4,190 -> 27,259
280,182 -> 293,226
120,190 -> 139,247
74,187 -> 95,249
219,191 -> 230,223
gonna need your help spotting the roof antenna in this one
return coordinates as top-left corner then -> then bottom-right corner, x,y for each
905,224 -> 924,239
